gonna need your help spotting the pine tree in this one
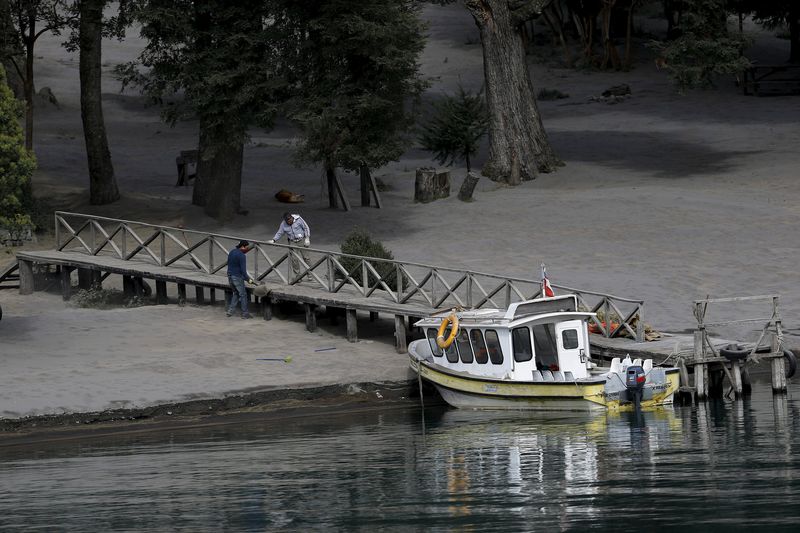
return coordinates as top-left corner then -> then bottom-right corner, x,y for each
651,0 -> 752,90
419,86 -> 488,172
290,0 -> 427,208
0,63 -> 36,228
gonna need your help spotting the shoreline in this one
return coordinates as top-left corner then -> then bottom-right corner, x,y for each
0,380 -> 439,445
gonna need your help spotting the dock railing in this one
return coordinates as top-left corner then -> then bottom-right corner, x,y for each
54,211 -> 646,340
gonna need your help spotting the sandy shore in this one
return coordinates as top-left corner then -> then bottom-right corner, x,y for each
1,4 -> 799,424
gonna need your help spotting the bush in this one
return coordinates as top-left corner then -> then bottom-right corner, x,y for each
339,229 -> 397,291
0,65 -> 36,225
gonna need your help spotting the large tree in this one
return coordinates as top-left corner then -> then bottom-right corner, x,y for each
290,0 -> 427,209
122,0 -> 283,221
0,0 -> 71,150
463,0 -> 561,184
77,0 -> 118,204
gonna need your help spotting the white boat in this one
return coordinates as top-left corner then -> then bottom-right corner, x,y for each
408,295 -> 679,412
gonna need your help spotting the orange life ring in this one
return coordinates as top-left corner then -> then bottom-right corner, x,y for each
436,313 -> 459,349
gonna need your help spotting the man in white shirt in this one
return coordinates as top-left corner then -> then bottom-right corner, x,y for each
268,212 -> 312,282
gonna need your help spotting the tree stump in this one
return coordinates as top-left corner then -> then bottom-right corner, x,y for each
458,171 -> 480,202
414,168 -> 451,203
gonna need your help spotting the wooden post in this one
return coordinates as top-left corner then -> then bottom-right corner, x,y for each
771,329 -> 787,393
742,365 -> 752,394
693,310 -> 708,400
224,290 -> 231,308
695,363 -> 708,400
457,171 -> 480,202
156,280 -> 167,304
360,164 -> 371,207
123,275 -> 135,297
771,356 -> 787,393
327,306 -> 339,326
210,288 -> 216,305
18,259 -> 34,295
414,168 -> 451,203
346,309 -> 358,342
731,361 -> 743,398
195,286 -> 205,304
395,314 -> 407,353
78,268 -> 93,290
91,270 -> 102,290
305,303 -> 317,332
177,283 -> 187,305
263,296 -> 273,321
60,267 -> 73,301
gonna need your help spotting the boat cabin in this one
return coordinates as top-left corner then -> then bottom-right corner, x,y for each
414,295 -> 595,382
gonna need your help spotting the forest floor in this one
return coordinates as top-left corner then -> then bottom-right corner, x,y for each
1,4 -> 799,427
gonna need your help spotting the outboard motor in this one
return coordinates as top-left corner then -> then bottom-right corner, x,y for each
625,365 -> 646,410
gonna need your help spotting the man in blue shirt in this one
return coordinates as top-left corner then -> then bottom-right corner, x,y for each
226,240 -> 254,318
267,212 -> 312,282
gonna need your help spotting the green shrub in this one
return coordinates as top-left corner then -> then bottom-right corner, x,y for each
339,229 -> 397,291
0,65 -> 36,224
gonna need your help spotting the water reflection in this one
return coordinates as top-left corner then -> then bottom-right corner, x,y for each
1,384 -> 800,531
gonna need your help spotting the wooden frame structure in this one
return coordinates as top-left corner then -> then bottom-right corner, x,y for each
690,295 -> 787,400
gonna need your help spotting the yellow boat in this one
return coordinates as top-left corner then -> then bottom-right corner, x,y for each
408,295 -> 679,412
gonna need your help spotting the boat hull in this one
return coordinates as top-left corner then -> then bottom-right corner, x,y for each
411,357 -> 679,412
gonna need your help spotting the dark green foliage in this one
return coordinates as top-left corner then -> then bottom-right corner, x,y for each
290,0 -> 427,174
650,0 -> 751,90
339,228 -> 397,291
418,86 -> 488,172
740,0 -> 800,63
0,64 -> 36,228
119,0 -> 283,144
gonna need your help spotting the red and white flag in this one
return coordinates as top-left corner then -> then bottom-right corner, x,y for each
541,263 -> 554,298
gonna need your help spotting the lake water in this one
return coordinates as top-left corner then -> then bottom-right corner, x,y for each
2,376 -> 799,532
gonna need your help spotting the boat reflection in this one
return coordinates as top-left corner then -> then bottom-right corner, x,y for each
418,407 -> 683,522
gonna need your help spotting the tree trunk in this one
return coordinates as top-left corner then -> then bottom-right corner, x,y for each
790,7 -> 799,64
196,121 -> 244,221
325,160 -> 338,209
24,32 -> 33,151
192,118 -> 210,207
466,0 -> 560,184
80,0 -> 119,205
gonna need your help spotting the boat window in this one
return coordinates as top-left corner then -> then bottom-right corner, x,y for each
445,337 -> 459,363
533,323 -> 559,371
562,329 -> 579,350
470,329 -> 488,364
485,329 -> 504,365
455,329 -> 473,363
426,328 -> 443,357
512,327 -> 533,362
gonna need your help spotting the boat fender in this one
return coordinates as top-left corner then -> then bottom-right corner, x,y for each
784,349 -> 797,379
436,313 -> 459,349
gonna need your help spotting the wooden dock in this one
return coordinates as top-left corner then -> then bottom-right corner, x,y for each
12,212 -> 648,353
12,212 -> 793,400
